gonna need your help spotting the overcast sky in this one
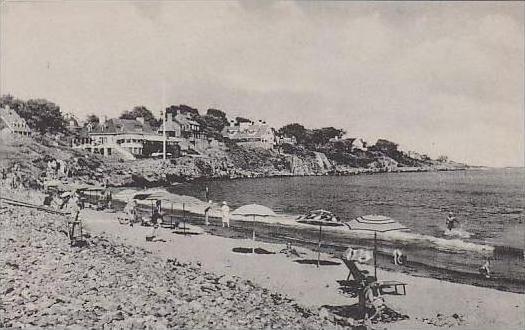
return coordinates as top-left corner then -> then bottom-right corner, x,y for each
1,1 -> 523,167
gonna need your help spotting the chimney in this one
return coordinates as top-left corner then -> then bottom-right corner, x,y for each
102,115 -> 107,124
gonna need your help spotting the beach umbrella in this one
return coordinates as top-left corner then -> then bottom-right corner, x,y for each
346,214 -> 409,278
232,204 -> 276,253
297,209 -> 344,267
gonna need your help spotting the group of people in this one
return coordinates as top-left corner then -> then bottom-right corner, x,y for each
140,198 -> 232,241
204,200 -> 231,228
46,159 -> 70,179
1,164 -> 23,191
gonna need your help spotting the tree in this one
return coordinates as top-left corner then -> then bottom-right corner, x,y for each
277,123 -> 308,144
310,127 -> 345,147
85,114 -> 100,125
166,105 -> 199,118
371,139 -> 399,153
17,98 -> 67,134
207,108 -> 227,119
120,106 -> 159,128
235,116 -> 252,123
204,108 -> 229,131
0,94 -> 25,112
178,105 -> 199,117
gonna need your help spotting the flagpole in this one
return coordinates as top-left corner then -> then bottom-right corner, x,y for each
162,82 -> 166,160
374,232 -> 377,279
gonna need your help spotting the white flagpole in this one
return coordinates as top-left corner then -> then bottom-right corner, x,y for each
162,82 -> 166,160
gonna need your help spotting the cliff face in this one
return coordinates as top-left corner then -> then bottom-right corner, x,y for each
105,147 -> 332,187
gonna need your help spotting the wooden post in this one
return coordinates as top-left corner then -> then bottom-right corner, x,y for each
374,232 -> 377,279
317,223 -> 322,268
252,215 -> 255,254
183,202 -> 186,236
171,202 -> 173,228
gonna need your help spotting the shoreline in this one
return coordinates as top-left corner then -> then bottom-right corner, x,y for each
108,193 -> 525,295
84,207 -> 525,330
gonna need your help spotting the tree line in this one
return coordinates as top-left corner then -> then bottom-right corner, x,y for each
0,94 -> 449,164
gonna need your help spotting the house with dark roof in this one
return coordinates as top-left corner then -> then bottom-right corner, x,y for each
222,120 -> 276,149
72,117 -> 158,159
159,109 -> 209,150
160,110 -> 204,139
0,105 -> 31,136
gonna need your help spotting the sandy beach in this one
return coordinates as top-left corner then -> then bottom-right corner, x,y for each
81,207 -> 524,330
1,186 -> 524,329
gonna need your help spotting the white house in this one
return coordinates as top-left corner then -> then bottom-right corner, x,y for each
0,105 -> 31,136
75,117 -> 156,158
222,120 -> 276,149
351,138 -> 367,151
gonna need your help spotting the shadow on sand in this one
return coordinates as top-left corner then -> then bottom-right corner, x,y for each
323,303 -> 410,324
232,247 -> 275,254
294,259 -> 341,266
71,239 -> 89,248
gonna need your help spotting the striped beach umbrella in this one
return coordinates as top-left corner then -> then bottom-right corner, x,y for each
297,209 -> 344,267
346,215 -> 409,278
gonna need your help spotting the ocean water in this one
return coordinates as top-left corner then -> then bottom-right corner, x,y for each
169,168 -> 525,285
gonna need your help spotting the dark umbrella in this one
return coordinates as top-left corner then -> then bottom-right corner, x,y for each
232,204 -> 276,254
144,191 -> 186,233
297,209 -> 344,267
346,214 -> 409,278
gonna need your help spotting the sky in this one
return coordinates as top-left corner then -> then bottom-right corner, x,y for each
1,1 -> 523,167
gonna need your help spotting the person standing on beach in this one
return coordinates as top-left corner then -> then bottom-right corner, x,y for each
221,201 -> 230,228
204,200 -> 213,226
67,195 -> 82,245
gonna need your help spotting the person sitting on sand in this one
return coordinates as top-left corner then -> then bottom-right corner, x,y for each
152,200 -> 163,224
479,260 -> 491,278
221,201 -> 230,228
280,242 -> 301,258
393,249 -> 407,265
363,281 -> 385,320
446,211 -> 459,231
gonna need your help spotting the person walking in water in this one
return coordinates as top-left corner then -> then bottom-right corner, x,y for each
393,248 -> 407,265
221,201 -> 230,228
479,260 -> 491,278
446,211 -> 459,231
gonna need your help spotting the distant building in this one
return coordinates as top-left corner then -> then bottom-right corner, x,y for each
159,109 -> 208,150
276,134 -> 297,145
64,113 -> 82,133
74,117 -> 161,159
0,105 -> 31,136
351,138 -> 367,151
160,109 -> 204,139
223,120 -> 276,149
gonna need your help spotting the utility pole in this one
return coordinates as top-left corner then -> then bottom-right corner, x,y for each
162,81 -> 167,160
162,109 -> 166,160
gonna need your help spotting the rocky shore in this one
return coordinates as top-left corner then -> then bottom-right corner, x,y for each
0,206 -> 341,329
